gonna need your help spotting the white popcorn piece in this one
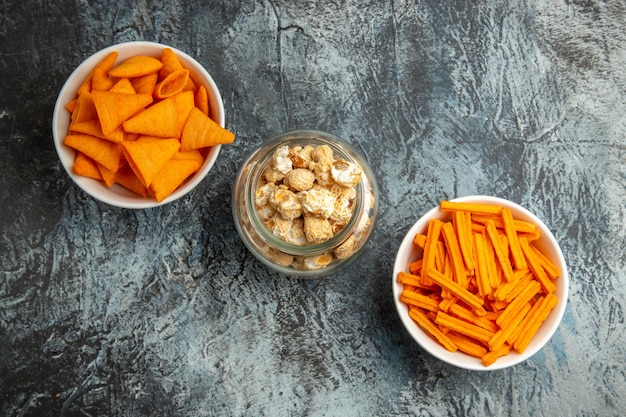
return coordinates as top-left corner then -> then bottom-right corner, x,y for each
298,184 -> 336,219
331,158 -> 362,187
303,253 -> 334,270
255,182 -> 276,207
272,145 -> 293,174
309,144 -> 334,177
330,196 -> 354,223
285,217 -> 307,245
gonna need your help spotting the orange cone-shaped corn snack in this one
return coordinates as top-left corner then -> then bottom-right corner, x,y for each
153,69 -> 189,99
122,96 -> 181,138
72,152 -> 103,180
91,90 -> 152,135
180,107 -> 234,151
159,48 -> 196,91
194,84 -> 209,116
70,119 -> 125,143
110,78 -> 136,94
108,55 -> 163,78
115,164 -> 148,197
64,133 -> 124,172
121,138 -> 180,187
131,72 -> 158,95
91,67 -> 114,91
149,158 -> 201,202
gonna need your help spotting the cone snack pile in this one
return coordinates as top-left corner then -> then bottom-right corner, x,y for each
62,48 -> 235,202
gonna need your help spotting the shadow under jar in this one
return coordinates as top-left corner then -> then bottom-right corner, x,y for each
232,130 -> 378,278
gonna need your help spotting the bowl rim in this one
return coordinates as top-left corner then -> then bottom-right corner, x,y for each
52,41 -> 224,209
392,195 -> 569,371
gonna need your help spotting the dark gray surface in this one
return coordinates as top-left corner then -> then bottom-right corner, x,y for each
1,1 -> 625,416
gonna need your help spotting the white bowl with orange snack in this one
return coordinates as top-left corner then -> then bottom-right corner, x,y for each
52,41 -> 235,208
392,195 -> 568,370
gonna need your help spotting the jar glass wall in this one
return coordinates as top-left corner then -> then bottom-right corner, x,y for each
232,130 -> 378,278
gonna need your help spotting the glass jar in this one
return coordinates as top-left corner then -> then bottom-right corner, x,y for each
232,130 -> 379,278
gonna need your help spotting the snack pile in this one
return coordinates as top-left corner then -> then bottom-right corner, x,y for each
62,48 -> 235,202
254,143 -> 365,269
397,200 -> 560,367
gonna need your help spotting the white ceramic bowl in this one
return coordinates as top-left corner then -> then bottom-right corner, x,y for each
52,41 -> 225,209
392,195 -> 568,371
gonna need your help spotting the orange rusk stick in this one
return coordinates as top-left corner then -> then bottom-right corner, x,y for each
447,332 -> 488,358
473,232 -> 492,297
420,219 -> 444,285
482,344 -> 511,367
496,279 -> 541,329
502,208 -> 527,270
427,269 -> 486,315
513,293 -> 558,353
441,222 -> 467,287
440,200 -> 503,215
400,290 -> 440,312
481,228 -> 500,290
485,219 -> 514,282
435,311 -> 495,343
488,303 -> 531,350
413,233 -> 427,248
453,211 -> 475,274
409,309 -> 457,352
448,304 -> 499,333
520,238 -> 557,293
493,269 -> 531,302
529,243 -> 561,280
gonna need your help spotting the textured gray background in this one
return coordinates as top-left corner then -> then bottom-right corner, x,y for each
1,1 -> 625,416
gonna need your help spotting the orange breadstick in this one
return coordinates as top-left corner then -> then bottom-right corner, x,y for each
496,279 -> 541,330
453,211 -> 475,274
473,232 -> 491,297
440,200 -> 503,215
502,208 -> 527,270
485,219 -> 514,282
488,303 -> 531,351
441,222 -> 467,287
529,243 -> 561,280
409,309 -> 457,352
482,344 -> 511,367
401,290 -> 440,312
435,311 -> 495,343
447,332 -> 488,358
449,304 -> 499,333
413,233 -> 427,248
420,219 -> 443,285
426,269 -> 486,315
520,238 -> 557,293
513,293 -> 558,353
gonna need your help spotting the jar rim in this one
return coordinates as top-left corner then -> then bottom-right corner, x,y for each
244,131 -> 366,256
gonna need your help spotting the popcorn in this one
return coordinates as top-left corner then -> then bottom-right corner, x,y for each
299,184 -> 336,219
284,168 -> 315,192
272,145 -> 293,174
331,159 -> 362,187
253,141 -> 370,270
303,215 -> 334,244
269,185 -> 302,220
